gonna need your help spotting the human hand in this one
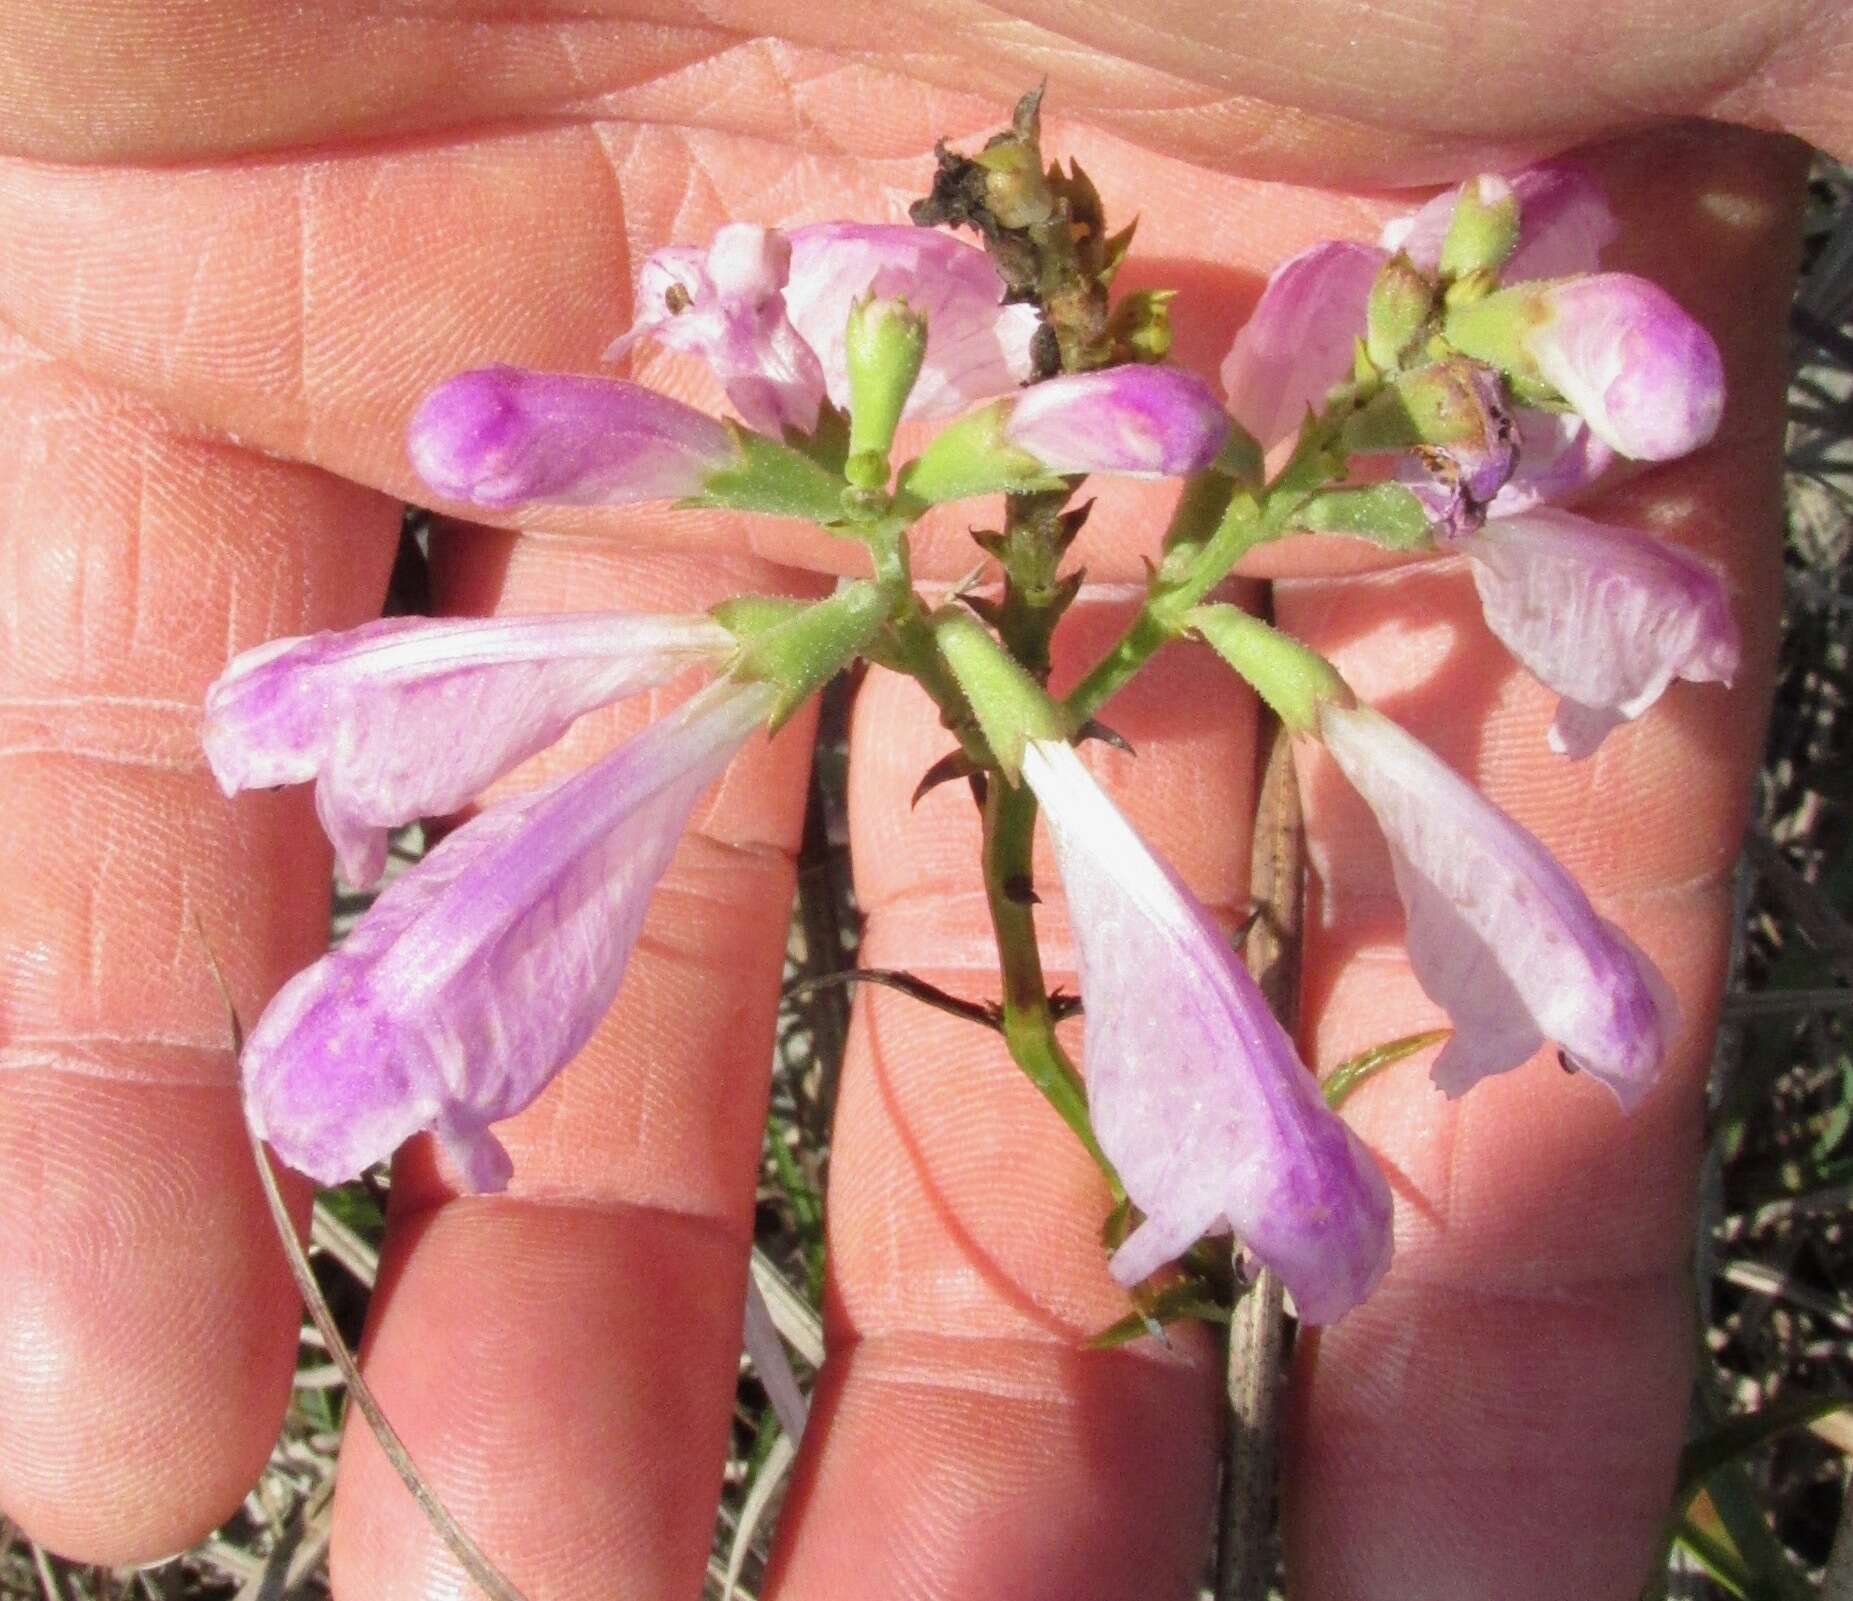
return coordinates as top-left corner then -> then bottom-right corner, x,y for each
0,6 -> 1836,1597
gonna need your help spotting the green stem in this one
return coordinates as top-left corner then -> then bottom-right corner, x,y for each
983,774 -> 1123,1196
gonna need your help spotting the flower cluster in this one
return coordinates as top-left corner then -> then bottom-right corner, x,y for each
206,120 -> 1732,1329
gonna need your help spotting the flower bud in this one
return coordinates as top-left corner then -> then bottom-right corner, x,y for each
1364,253 -> 1435,370
1444,274 -> 1724,461
1437,175 -> 1521,279
844,293 -> 929,471
408,366 -> 738,509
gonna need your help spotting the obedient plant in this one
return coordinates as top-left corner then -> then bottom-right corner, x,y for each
206,92 -> 1732,1333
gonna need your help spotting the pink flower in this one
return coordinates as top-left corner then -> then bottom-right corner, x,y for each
241,676 -> 776,1191
1462,509 -> 1740,756
1020,739 -> 1392,1325
204,611 -> 734,888
612,221 -> 1037,435
407,366 -> 739,508
1513,275 -> 1726,461
1317,703 -> 1678,1110
1003,366 -> 1231,478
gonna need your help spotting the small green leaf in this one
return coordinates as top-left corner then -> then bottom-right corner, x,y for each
1322,1029 -> 1450,1109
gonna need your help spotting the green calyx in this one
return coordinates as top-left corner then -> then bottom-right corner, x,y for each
896,402 -> 1068,506
845,294 -> 930,477
1289,483 -> 1437,551
1341,357 -> 1499,455
720,580 -> 893,729
1185,605 -> 1352,733
1441,283 -> 1551,389
1106,288 -> 1177,362
1365,253 -> 1436,371
1438,176 -> 1521,280
934,610 -> 1067,782
697,425 -> 853,527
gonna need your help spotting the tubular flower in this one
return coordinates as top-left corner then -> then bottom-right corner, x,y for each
611,221 -> 1037,434
204,611 -> 736,888
1317,703 -> 1678,1111
1020,739 -> 1393,1325
1462,509 -> 1741,757
1003,365 -> 1232,478
407,366 -> 740,509
240,676 -> 776,1191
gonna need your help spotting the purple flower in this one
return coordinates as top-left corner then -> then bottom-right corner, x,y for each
408,366 -> 738,508
1382,361 -> 1519,542
1514,274 -> 1726,462
1002,366 -> 1231,478
1020,739 -> 1392,1325
1316,702 -> 1678,1110
1380,161 -> 1617,283
611,221 -> 1036,434
1462,509 -> 1741,757
1220,241 -> 1385,450
204,611 -> 735,888
241,676 -> 775,1191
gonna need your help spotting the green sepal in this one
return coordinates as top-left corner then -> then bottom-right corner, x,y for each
934,610 -> 1065,782
1160,469 -> 1242,560
1441,282 -> 1551,384
845,294 -> 929,470
1438,176 -> 1521,280
1087,1280 -> 1231,1349
695,424 -> 852,526
1341,358 -> 1501,455
1365,252 -> 1436,370
897,402 -> 1068,506
1289,483 -> 1437,550
728,580 -> 893,731
1185,605 -> 1351,734
709,594 -> 810,641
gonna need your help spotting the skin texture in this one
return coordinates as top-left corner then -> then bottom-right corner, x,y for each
0,6 -> 1842,1597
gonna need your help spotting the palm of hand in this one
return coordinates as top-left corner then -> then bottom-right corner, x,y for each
0,6 -> 1827,1597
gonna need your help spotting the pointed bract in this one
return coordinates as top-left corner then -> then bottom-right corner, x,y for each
1317,703 -> 1677,1109
408,366 -> 739,508
1003,366 -> 1231,479
1464,509 -> 1740,756
203,611 -> 735,887
1220,241 -> 1387,447
241,677 -> 775,1189
1020,740 -> 1393,1325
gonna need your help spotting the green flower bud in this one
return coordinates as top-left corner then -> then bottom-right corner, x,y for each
845,294 -> 929,473
1364,253 -> 1435,371
1438,176 -> 1521,279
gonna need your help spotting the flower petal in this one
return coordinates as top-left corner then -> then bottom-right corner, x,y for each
408,366 -> 739,507
784,222 -> 1038,418
204,611 -> 735,887
1220,241 -> 1388,448
1485,408 -> 1615,516
609,223 -> 829,436
1317,703 -> 1677,1109
1524,275 -> 1726,461
241,677 -> 775,1189
1003,366 -> 1230,478
1380,161 -> 1618,282
1021,740 -> 1393,1325
1463,508 -> 1740,757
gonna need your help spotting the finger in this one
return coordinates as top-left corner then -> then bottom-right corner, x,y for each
0,2 -> 1843,180
325,532 -> 824,1599
762,592 -> 1254,1597
1275,127 -> 1805,1598
0,96 -> 1426,579
0,329 -> 402,1560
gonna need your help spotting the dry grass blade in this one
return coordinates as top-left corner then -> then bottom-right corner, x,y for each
742,1273 -> 808,1444
749,1248 -> 824,1369
721,1430 -> 798,1601
194,923 -> 529,1601
310,1201 -> 379,1288
27,1544 -> 63,1601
